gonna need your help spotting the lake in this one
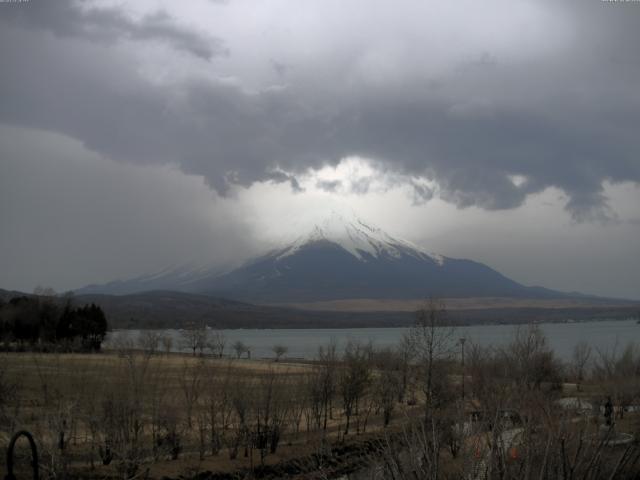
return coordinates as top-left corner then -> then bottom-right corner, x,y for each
107,319 -> 640,361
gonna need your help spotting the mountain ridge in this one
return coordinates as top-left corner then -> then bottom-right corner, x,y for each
76,211 -> 589,303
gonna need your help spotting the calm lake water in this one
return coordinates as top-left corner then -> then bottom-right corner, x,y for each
108,319 -> 640,361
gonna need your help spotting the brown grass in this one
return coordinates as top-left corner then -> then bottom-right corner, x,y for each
266,296 -> 634,312
0,351 -> 417,479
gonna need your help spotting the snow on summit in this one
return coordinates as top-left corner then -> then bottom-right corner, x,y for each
277,210 -> 444,264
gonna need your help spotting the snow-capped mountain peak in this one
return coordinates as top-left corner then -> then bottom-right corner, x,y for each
277,210 -> 444,265
76,209 -> 565,303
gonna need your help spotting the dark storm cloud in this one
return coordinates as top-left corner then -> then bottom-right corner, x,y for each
0,0 -> 639,221
0,0 -> 225,60
265,170 -> 304,193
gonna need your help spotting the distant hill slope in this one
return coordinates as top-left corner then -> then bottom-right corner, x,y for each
50,290 -> 640,329
2,288 -> 638,329
77,211 -> 578,303
0,288 -> 29,301
76,264 -> 223,296
74,290 -> 414,329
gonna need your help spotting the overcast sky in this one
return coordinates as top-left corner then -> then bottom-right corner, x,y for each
1,0 -> 639,299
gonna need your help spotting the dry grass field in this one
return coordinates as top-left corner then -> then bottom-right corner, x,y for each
0,350 -> 420,479
3,320 -> 640,480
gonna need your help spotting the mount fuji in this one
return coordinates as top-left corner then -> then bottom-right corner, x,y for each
78,211 -> 565,303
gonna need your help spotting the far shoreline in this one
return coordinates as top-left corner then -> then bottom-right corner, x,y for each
108,315 -> 640,332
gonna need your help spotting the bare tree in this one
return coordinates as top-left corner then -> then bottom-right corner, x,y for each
594,342 -> 640,420
160,334 -> 173,355
316,341 -> 337,431
109,330 -> 136,354
371,349 -> 402,427
571,341 -> 592,391
137,331 -> 161,355
232,340 -> 248,359
507,324 -> 561,391
288,375 -> 307,438
229,376 -> 251,460
178,358 -> 205,428
99,351 -> 152,479
180,323 -> 208,356
272,344 -> 288,362
250,367 -> 291,464
147,359 -> 171,461
202,361 -> 234,456
305,370 -> 324,432
206,330 -> 226,358
396,335 -> 415,403
155,406 -> 182,460
339,341 -> 372,435
408,297 -> 455,412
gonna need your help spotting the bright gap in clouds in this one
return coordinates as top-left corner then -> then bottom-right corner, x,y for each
233,156 -> 439,248
245,159 -> 640,249
236,157 -> 640,300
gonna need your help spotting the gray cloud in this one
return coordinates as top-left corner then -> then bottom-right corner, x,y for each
265,170 -> 304,193
0,125 -> 255,292
0,0 -> 226,60
409,182 -> 434,206
0,0 -> 639,223
316,180 -> 342,192
270,59 -> 290,79
349,177 -> 373,195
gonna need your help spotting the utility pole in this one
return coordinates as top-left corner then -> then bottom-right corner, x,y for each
459,337 -> 466,401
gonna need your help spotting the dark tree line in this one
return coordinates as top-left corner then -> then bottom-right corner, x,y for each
0,294 -> 108,351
